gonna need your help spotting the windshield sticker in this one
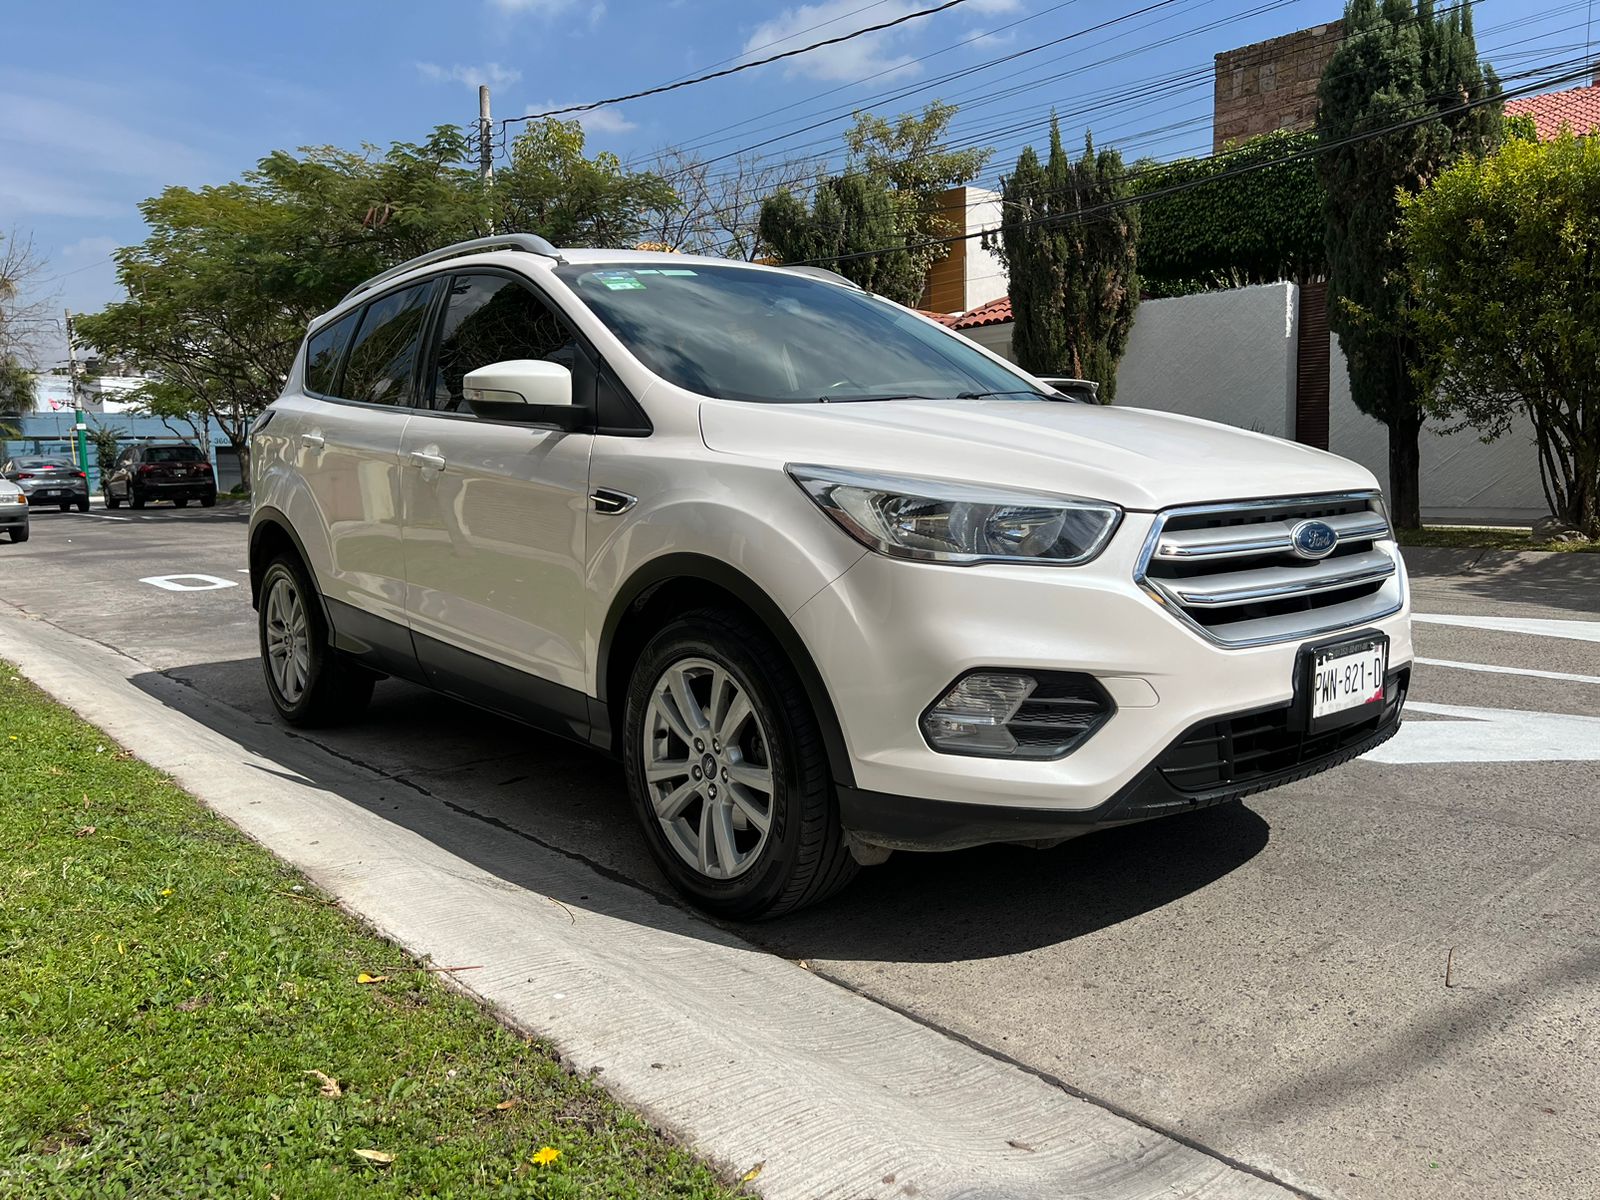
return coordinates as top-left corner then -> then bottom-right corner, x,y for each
659,268 -> 698,276
594,271 -> 646,290
634,269 -> 661,274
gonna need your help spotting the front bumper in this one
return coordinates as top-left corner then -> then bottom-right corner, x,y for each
840,665 -> 1408,850
790,509 -> 1413,833
0,506 -> 29,528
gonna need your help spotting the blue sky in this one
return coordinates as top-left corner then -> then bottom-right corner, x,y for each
2,0 -> 1587,365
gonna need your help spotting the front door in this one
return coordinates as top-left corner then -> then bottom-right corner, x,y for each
399,271 -> 593,734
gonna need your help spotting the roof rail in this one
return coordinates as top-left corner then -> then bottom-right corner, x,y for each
780,264 -> 863,290
341,234 -> 565,303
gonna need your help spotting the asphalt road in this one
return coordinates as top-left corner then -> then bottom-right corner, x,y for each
4,504 -> 1597,1200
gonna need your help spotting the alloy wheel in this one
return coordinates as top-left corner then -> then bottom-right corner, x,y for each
642,656 -> 775,880
264,574 -> 311,704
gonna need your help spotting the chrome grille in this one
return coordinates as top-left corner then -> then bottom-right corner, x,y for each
1136,492 -> 1402,647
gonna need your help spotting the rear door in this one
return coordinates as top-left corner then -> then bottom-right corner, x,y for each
398,270 -> 594,728
295,280 -> 437,640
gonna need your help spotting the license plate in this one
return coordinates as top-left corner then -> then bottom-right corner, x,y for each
1310,637 -> 1387,723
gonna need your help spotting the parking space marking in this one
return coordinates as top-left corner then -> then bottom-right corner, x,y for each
1417,657 -> 1600,686
1367,700 -> 1600,763
139,574 -> 240,592
1415,612 -> 1600,644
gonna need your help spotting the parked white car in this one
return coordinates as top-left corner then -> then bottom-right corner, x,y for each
0,477 -> 29,543
249,235 -> 1412,918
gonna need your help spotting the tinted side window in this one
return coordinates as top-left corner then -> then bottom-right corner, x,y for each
342,283 -> 435,406
431,274 -> 575,413
305,311 -> 359,396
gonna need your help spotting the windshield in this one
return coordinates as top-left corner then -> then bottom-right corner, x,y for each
556,262 -> 1046,404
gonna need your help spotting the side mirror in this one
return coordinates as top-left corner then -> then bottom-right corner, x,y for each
462,359 -> 581,428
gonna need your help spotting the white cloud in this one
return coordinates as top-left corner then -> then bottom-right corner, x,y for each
523,102 -> 636,135
489,0 -> 579,13
741,0 -> 932,82
61,236 -> 119,261
416,61 -> 523,88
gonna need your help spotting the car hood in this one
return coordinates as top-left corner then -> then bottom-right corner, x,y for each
699,397 -> 1379,510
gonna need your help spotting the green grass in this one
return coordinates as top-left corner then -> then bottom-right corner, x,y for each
0,663 -> 744,1199
1395,525 -> 1599,553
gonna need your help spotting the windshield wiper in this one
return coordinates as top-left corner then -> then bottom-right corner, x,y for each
955,389 -> 1051,400
816,393 -> 948,404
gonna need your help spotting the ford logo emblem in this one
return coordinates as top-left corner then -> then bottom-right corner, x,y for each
1290,519 -> 1338,560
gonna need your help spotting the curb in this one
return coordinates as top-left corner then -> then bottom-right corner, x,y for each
0,609 -> 1305,1200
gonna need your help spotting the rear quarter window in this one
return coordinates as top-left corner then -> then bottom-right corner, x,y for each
305,311 -> 359,397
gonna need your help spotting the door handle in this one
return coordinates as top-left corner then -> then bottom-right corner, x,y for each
590,488 -> 637,515
300,433 -> 325,449
408,450 -> 447,471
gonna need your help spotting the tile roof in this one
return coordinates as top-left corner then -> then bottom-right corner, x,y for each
916,308 -> 962,326
949,295 -> 1013,329
1505,82 -> 1600,141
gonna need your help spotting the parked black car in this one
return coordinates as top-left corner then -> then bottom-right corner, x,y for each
1,455 -> 90,512
103,443 -> 218,509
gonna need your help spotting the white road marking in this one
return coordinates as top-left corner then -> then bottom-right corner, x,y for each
1416,657 -> 1600,685
1414,613 -> 1600,644
1367,700 -> 1600,764
140,574 -> 240,592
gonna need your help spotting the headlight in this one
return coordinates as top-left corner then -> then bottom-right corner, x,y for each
788,465 -> 1121,566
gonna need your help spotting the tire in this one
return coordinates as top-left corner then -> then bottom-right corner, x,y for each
174,498 -> 188,508
130,489 -> 145,510
201,491 -> 217,509
623,609 -> 857,920
76,497 -> 89,513
106,488 -> 121,510
9,526 -> 28,543
59,503 -> 70,513
258,555 -> 375,727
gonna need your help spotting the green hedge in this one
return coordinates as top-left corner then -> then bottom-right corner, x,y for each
1133,129 -> 1325,297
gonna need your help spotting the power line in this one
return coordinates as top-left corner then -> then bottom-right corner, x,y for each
501,0 -> 974,126
797,53 -> 1596,269
665,0 -> 1538,230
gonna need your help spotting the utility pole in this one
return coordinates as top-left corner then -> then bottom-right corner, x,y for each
64,309 -> 89,480
479,85 -> 495,234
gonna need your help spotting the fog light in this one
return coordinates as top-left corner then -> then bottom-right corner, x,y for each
921,673 -> 1036,755
921,670 -> 1116,759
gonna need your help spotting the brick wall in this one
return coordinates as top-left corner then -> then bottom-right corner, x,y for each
1213,21 -> 1343,153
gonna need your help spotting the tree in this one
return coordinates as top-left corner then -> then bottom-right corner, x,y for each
757,173 -> 925,303
74,123 -> 671,487
1,231 -> 53,438
1316,0 -> 1501,528
642,148 -> 820,260
494,119 -> 676,247
843,101 -> 994,284
85,421 -> 127,472
1402,132 -> 1600,537
998,121 -> 1139,400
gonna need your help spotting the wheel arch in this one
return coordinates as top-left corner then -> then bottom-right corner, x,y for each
598,553 -> 855,788
247,507 -> 331,627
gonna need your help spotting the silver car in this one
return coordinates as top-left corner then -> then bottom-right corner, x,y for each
0,478 -> 29,543
2,455 -> 90,512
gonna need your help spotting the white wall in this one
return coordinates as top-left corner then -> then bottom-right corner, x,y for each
963,283 -> 1550,525
1327,356 -> 1547,526
1114,283 -> 1298,437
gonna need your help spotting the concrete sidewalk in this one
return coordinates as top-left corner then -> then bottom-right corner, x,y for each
0,605 -> 1304,1200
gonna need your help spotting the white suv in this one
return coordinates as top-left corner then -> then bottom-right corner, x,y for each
249,234 -> 1412,918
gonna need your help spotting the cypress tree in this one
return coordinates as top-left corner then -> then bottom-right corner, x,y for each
1316,0 -> 1500,528
758,173 -> 923,304
999,119 -> 1139,401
